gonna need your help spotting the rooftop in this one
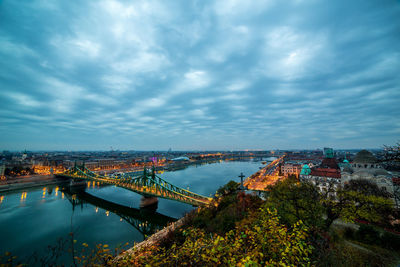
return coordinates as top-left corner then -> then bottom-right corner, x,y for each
310,168 -> 341,179
320,157 -> 340,169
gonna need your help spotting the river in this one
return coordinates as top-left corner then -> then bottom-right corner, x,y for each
0,160 -> 267,264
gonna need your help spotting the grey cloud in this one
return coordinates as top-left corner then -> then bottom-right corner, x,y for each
0,0 -> 399,150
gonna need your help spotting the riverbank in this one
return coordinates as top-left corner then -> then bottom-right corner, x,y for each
114,216 -> 187,263
0,175 -> 68,193
0,158 -> 267,194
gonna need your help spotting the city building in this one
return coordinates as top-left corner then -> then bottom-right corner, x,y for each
300,149 -> 397,206
97,159 -> 116,169
281,163 -> 302,177
85,161 -> 99,170
0,163 -> 5,179
341,150 -> 394,196
300,151 -> 341,195
323,147 -> 334,157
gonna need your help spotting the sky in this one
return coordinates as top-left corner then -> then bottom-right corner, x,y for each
0,0 -> 400,151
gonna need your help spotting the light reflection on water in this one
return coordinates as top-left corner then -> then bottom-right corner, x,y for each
0,160 -> 263,264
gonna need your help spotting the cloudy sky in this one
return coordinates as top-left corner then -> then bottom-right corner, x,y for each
0,0 -> 399,151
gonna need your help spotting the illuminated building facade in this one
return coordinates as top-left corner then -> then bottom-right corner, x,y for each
281,163 -> 302,177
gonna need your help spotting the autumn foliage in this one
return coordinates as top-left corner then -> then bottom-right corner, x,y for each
116,178 -> 399,266
120,207 -> 313,266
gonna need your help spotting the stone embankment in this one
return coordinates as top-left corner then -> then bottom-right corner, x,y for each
114,216 -> 187,262
0,175 -> 68,193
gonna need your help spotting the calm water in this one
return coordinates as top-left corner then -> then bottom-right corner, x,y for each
0,160 -> 264,263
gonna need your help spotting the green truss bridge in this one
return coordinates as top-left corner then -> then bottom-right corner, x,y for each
56,165 -> 212,206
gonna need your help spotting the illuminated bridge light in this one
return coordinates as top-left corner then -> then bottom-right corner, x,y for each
55,186 -> 59,196
105,210 -> 109,216
0,195 -> 4,204
95,207 -> 98,213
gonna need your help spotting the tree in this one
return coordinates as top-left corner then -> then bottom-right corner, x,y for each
4,168 -> 11,176
268,178 -> 394,229
216,180 -> 239,196
191,190 -> 262,235
265,177 -> 325,228
122,208 -> 313,266
320,179 -> 394,229
344,179 -> 392,198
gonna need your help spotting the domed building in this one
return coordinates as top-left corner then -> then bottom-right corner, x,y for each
341,150 -> 394,195
300,164 -> 311,176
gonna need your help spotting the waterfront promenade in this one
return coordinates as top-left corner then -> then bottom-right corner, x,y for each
244,156 -> 285,191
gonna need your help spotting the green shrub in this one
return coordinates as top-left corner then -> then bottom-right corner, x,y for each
355,224 -> 380,245
188,189 -> 262,235
317,241 -> 396,267
343,227 -> 355,239
122,208 -> 314,266
216,180 -> 239,196
381,231 -> 400,250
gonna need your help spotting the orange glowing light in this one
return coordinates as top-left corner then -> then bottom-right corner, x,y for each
20,192 -> 27,202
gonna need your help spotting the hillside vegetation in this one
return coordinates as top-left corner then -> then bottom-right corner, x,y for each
116,178 -> 399,266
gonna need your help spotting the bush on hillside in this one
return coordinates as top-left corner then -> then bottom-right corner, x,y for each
122,207 -> 313,266
355,225 -> 380,245
189,191 -> 262,235
343,227 -> 355,239
380,231 -> 400,250
216,180 -> 239,196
